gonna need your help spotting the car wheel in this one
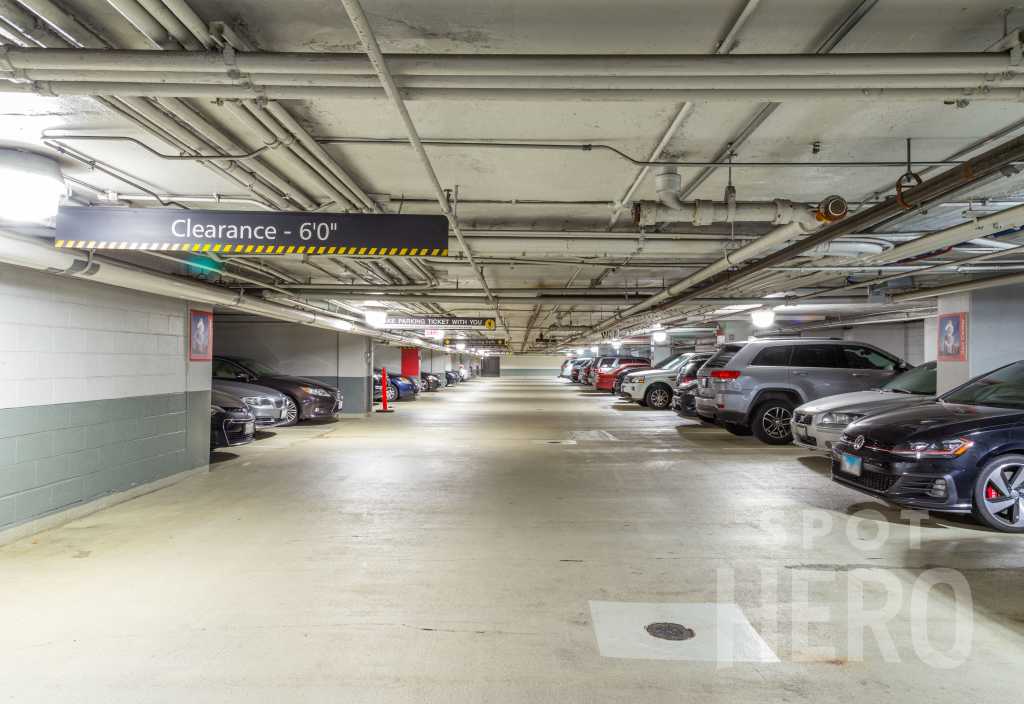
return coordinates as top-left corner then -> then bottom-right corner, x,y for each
280,395 -> 300,427
645,385 -> 672,410
751,401 -> 795,445
386,384 -> 399,402
724,423 -> 752,436
972,455 -> 1024,532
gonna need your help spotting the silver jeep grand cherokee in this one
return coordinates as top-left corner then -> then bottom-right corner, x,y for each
694,338 -> 908,445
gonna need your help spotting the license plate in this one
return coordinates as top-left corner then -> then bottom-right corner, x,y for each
244,421 -> 255,435
840,453 -> 862,476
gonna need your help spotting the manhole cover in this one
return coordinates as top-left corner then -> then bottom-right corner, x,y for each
645,622 -> 695,641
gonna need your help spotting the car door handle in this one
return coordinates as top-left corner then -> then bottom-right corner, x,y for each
793,371 -> 809,376
849,372 -> 867,377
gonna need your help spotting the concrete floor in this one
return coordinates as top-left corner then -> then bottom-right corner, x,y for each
2,377 -> 1023,702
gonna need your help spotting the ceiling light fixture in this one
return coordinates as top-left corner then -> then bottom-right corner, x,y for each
0,149 -> 65,223
364,309 -> 387,328
456,342 -> 466,351
751,308 -> 776,328
652,331 -> 668,344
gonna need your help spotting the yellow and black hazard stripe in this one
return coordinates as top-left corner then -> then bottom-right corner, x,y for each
53,241 -> 451,257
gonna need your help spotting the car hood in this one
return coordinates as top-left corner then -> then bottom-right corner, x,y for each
623,367 -> 676,381
211,389 -> 245,409
260,374 -> 338,392
798,390 -> 934,416
213,379 -> 285,400
845,402 -> 1024,444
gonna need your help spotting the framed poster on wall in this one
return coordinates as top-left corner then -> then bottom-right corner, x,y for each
189,309 -> 213,361
937,312 -> 967,362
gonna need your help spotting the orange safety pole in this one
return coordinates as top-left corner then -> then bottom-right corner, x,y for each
377,366 -> 394,413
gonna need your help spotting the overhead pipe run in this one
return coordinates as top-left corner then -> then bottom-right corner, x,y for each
0,230 -> 448,350
1,48 -> 1019,76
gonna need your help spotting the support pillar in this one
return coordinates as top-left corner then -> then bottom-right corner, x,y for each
935,284 -> 1024,392
338,333 -> 374,414
401,347 -> 421,377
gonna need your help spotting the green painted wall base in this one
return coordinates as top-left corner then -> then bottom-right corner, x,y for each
0,390 -> 210,533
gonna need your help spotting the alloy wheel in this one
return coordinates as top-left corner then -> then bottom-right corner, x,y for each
980,461 -> 1024,529
282,396 -> 299,426
761,406 -> 792,440
387,384 -> 398,402
648,388 -> 670,409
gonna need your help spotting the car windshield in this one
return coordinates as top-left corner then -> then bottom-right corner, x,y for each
941,361 -> 1024,409
232,358 -> 278,376
882,362 -> 936,395
653,353 -> 684,370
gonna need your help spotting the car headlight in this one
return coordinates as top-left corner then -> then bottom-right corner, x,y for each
818,412 -> 864,427
241,396 -> 272,406
891,438 -> 974,458
299,385 -> 332,398
631,376 -> 645,384
210,405 -> 224,416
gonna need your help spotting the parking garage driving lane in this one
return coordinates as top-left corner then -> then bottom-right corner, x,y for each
1,377 -> 1023,702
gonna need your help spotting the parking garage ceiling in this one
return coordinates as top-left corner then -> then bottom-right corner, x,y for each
4,0 -> 1024,351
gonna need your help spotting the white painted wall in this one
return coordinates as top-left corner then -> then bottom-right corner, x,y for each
501,354 -> 564,376
0,264 -> 196,408
937,293 -> 972,393
841,321 -> 925,365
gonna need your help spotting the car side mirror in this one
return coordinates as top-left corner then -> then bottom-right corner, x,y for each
235,371 -> 251,381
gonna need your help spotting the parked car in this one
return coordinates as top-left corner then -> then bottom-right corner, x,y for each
614,362 -> 652,394
210,389 -> 255,449
443,370 -> 460,386
401,374 -> 421,395
213,356 -> 343,426
213,378 -> 288,428
596,358 -> 651,392
694,338 -> 908,444
420,372 -> 443,391
832,360 -> 1024,532
618,352 -> 692,409
672,352 -> 714,416
792,361 -> 937,453
559,359 -> 576,378
375,368 -> 417,402
569,358 -> 592,382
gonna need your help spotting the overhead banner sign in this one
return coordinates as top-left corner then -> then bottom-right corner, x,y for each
385,316 -> 497,330
444,338 -> 506,347
54,206 -> 449,257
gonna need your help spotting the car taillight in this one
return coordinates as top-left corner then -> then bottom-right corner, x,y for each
711,370 -> 741,380
682,376 -> 696,383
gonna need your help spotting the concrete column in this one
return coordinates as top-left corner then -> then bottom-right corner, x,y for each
719,320 -> 754,343
936,283 -> 1024,392
337,333 -> 373,414
651,343 -> 672,365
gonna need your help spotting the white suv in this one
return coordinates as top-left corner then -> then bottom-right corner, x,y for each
618,352 -> 692,409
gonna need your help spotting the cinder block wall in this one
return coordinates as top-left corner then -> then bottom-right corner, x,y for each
0,264 -> 210,534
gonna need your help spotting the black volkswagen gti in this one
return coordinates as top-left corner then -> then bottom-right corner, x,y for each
831,360 -> 1024,532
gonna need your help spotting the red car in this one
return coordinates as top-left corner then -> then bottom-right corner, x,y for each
595,360 -> 651,391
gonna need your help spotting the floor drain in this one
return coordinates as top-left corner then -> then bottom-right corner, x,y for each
645,622 -> 695,641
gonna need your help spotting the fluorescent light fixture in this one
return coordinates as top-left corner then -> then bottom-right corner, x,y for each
329,318 -> 354,332
362,299 -> 385,307
590,345 -> 599,354
0,149 -> 64,223
364,309 -> 387,328
577,348 -> 586,356
611,339 -> 622,350
652,331 -> 668,344
751,308 -> 776,328
455,342 -> 466,351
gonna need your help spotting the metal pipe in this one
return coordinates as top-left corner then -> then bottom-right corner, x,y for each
7,81 -> 1024,102
1,48 -> 1017,76
134,0 -> 201,49
103,0 -> 176,48
9,0 -> 106,47
0,0 -> 66,46
337,0 -> 509,339
893,270 -> 1024,301
156,0 -> 214,48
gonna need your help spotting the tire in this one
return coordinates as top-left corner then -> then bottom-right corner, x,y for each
751,400 -> 795,445
724,423 -> 752,436
279,395 -> 300,427
386,384 -> 399,402
645,384 -> 673,410
971,454 -> 1024,532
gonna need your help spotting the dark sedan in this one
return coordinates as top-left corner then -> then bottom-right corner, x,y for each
210,389 -> 255,448
374,369 -> 418,402
420,372 -> 443,391
832,360 -> 1024,532
213,356 -> 343,426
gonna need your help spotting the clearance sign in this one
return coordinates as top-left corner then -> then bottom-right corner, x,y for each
54,206 -> 449,257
